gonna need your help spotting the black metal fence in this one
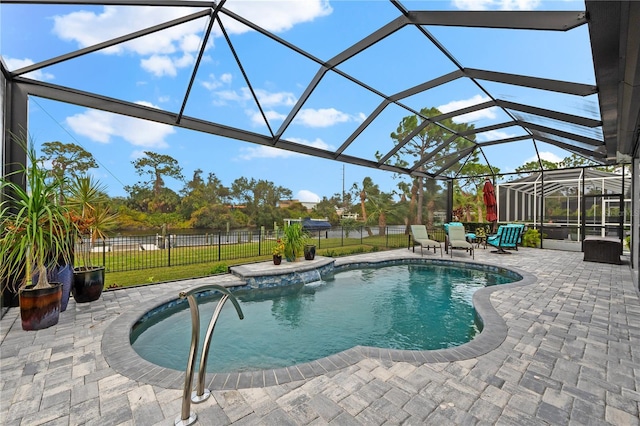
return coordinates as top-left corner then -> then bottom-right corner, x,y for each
78,225 -> 415,273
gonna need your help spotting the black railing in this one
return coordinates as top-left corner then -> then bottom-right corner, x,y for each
76,225 -> 412,273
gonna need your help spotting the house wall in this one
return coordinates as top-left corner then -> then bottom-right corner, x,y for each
633,157 -> 639,291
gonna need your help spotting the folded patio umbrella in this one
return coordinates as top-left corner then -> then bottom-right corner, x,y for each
483,178 -> 497,223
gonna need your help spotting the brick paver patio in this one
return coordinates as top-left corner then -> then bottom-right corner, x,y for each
1,247 -> 638,425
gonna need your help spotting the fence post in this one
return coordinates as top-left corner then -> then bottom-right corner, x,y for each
218,231 -> 221,261
167,234 -> 171,267
360,226 -> 363,244
102,239 -> 106,267
259,230 -> 262,256
386,227 -> 389,247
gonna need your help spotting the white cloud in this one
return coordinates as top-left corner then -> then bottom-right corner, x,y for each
236,145 -> 299,160
202,73 -> 234,91
66,110 -> 114,143
140,55 -> 177,77
223,1 -> 333,33
235,137 -> 333,160
477,129 -> 517,142
210,86 -> 297,109
288,137 -> 334,151
437,95 -> 497,123
452,0 -> 541,10
66,102 -> 175,149
140,53 -> 194,77
52,7 -> 204,55
180,33 -> 202,52
174,52 -> 195,68
51,2 -> 332,76
212,89 -> 362,129
249,110 -> 287,126
255,89 -> 297,108
297,190 -> 320,202
214,89 -> 249,104
524,151 -> 563,164
3,57 -> 54,81
294,108 -> 358,128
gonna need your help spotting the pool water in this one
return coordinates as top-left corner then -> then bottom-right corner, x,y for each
131,263 -> 516,373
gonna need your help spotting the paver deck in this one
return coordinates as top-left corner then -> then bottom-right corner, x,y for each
1,247 -> 638,425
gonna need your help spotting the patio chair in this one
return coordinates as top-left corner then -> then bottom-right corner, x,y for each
410,225 -> 442,257
443,222 -> 464,254
448,225 -> 474,259
487,224 -> 525,254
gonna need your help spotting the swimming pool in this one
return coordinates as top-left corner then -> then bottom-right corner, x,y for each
131,261 -> 518,373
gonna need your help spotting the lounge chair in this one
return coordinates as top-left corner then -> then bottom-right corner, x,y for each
443,222 -> 464,254
487,224 -> 525,254
448,225 -> 474,259
410,225 -> 442,257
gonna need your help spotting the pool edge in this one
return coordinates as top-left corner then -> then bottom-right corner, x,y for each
102,254 -> 537,391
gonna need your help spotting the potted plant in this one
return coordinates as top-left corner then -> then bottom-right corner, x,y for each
66,175 -> 116,303
283,222 -> 308,262
0,140 -> 75,330
272,238 -> 284,265
304,244 -> 316,260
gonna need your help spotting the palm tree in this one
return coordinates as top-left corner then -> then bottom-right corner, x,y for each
66,175 -> 117,266
365,192 -> 397,236
352,177 -> 379,236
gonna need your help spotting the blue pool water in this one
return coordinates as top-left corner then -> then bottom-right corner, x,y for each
131,263 -> 517,373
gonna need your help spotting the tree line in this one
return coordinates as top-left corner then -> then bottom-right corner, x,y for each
38,106 -> 601,232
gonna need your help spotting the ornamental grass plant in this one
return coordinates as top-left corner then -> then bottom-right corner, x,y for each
0,138 -> 75,291
283,222 -> 308,261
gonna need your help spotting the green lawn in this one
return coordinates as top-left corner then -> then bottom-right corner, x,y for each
104,236 -> 410,290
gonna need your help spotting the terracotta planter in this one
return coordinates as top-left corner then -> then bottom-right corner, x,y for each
72,267 -> 105,303
19,283 -> 62,331
273,255 -> 282,265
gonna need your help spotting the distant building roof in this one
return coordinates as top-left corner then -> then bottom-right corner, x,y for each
301,217 -> 331,231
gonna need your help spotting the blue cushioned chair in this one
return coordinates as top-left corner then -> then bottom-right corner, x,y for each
487,224 -> 525,254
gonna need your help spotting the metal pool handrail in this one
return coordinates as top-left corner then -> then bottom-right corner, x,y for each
175,284 -> 244,426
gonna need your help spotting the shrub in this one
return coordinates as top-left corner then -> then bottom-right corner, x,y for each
210,263 -> 229,274
522,228 -> 541,248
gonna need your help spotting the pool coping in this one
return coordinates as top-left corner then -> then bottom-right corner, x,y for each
102,254 -> 537,390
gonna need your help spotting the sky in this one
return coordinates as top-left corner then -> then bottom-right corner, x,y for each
1,0 -> 597,202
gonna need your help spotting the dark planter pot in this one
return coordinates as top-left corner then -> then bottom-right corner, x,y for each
57,264 -> 73,312
72,267 -> 105,303
19,283 -> 62,331
273,255 -> 282,265
304,244 -> 316,260
33,263 -> 73,312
